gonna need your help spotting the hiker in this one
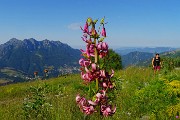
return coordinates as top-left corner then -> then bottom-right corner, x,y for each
152,53 -> 161,74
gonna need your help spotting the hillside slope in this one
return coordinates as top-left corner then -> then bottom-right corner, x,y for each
121,51 -> 153,67
0,38 -> 81,79
115,47 -> 176,55
137,49 -> 180,67
0,67 -> 179,120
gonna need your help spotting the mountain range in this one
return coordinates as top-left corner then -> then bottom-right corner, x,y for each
0,38 -> 179,85
120,49 -> 180,68
115,47 -> 179,67
115,47 -> 177,55
121,51 -> 154,67
0,38 -> 81,84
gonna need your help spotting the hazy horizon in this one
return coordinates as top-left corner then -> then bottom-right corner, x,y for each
1,37 -> 180,50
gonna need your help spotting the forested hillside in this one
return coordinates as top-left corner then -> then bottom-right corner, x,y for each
0,38 -> 81,76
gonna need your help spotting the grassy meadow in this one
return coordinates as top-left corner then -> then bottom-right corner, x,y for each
0,67 -> 179,120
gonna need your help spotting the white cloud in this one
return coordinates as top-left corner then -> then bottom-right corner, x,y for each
67,22 -> 82,30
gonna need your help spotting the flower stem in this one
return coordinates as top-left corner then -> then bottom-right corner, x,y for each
94,37 -> 99,92
91,21 -> 99,92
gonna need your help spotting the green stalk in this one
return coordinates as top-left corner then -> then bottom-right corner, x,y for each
94,34 -> 99,92
92,21 -> 99,92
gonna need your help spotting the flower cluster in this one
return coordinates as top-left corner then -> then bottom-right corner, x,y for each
76,90 -> 116,117
76,18 -> 116,117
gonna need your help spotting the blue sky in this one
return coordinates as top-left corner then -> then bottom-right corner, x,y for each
0,0 -> 180,49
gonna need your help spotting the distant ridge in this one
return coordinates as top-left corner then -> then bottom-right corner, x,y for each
115,47 -> 179,67
121,51 -> 153,67
115,47 -> 177,55
121,49 -> 180,68
0,38 -> 81,80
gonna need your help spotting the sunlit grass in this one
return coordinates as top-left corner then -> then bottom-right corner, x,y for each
0,67 -> 179,120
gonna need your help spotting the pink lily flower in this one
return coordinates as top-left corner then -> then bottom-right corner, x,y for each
76,95 -> 96,115
83,105 -> 96,115
97,42 -> 102,51
101,105 -> 116,117
76,95 -> 87,107
100,70 -> 106,78
79,58 -> 91,67
80,22 -> 89,33
76,94 -> 81,103
84,67 -> 90,73
110,69 -> 114,78
85,44 -> 95,57
79,58 -> 84,66
88,100 -> 98,106
101,26 -> 106,37
91,63 -> 97,72
80,44 -> 95,58
81,37 -> 92,44
95,90 -> 106,102
109,81 -> 114,89
80,49 -> 87,56
102,42 -> 108,51
77,18 -> 116,117
81,72 -> 89,81
84,60 -> 91,67
81,72 -> 94,82
99,51 -> 108,58
83,34 -> 88,38
97,42 -> 108,58
102,82 -> 108,88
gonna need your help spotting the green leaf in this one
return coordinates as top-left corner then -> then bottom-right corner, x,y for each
92,94 -> 97,101
88,85 -> 91,97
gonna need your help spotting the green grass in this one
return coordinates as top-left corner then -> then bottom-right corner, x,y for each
0,67 -> 179,120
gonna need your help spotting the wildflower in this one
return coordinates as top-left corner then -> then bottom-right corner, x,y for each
97,42 -> 108,51
101,26 -> 106,37
97,42 -> 108,58
102,82 -> 108,88
102,42 -> 108,50
110,69 -> 114,78
91,63 -> 97,72
79,58 -> 91,67
87,44 -> 95,57
76,94 -> 96,115
76,18 -> 116,117
88,100 -> 98,106
81,37 -> 92,44
80,22 -> 89,33
83,105 -> 96,115
81,72 -> 93,82
100,70 -> 106,78
99,51 -> 108,58
95,90 -> 106,102
100,79 -> 114,89
80,44 -> 95,58
76,95 -> 86,107
101,105 -> 116,117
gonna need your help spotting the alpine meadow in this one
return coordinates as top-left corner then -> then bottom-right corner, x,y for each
0,67 -> 180,119
0,0 -> 180,119
0,17 -> 180,120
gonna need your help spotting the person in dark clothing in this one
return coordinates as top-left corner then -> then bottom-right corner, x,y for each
152,53 -> 161,74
